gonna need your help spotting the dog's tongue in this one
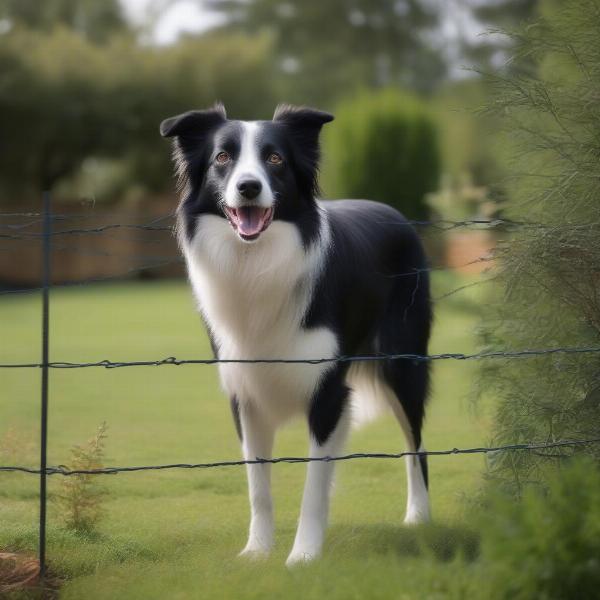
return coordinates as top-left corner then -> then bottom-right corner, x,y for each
237,206 -> 266,236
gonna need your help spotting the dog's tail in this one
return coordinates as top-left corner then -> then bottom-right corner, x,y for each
347,361 -> 392,428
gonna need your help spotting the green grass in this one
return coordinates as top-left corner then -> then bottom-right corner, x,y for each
0,274 -> 491,599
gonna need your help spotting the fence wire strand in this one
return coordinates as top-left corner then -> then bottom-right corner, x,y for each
2,438 -> 599,476
0,256 -> 489,298
1,216 -> 597,240
3,195 -> 600,581
1,345 -> 600,370
0,258 -> 184,296
2,214 -> 599,237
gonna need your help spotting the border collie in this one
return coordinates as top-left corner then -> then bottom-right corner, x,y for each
160,104 -> 432,566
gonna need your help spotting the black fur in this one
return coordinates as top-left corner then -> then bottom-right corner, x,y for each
230,395 -> 243,441
305,200 -> 432,454
308,365 -> 352,445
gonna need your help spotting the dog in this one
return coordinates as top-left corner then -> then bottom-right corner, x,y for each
160,104 -> 432,566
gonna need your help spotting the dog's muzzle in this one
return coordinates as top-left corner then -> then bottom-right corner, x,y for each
224,205 -> 274,241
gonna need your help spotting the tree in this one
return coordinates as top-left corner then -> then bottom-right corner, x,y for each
208,0 -> 447,105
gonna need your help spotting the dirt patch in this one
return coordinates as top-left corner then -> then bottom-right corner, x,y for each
0,552 -> 60,599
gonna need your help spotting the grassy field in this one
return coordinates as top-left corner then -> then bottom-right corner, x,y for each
0,274 -> 491,599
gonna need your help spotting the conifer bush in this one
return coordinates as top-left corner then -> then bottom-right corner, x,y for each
479,0 -> 600,489
56,423 -> 108,534
322,89 -> 441,220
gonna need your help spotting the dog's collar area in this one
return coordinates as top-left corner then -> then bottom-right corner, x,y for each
224,205 -> 274,241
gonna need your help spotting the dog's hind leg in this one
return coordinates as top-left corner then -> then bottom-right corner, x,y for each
286,368 -> 351,566
237,400 -> 276,557
382,359 -> 431,525
377,265 -> 432,525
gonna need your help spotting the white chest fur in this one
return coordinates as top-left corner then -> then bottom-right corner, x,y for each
182,213 -> 337,425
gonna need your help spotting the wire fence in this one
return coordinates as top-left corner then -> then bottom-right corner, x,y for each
0,258 -> 491,298
2,193 -> 600,580
3,438 -> 600,476
2,345 -> 600,370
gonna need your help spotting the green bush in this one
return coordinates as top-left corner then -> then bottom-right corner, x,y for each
322,89 -> 441,220
480,459 -> 600,600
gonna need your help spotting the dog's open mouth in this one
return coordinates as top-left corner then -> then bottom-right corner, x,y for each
224,206 -> 274,241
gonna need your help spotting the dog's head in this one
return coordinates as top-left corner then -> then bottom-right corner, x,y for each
161,104 -> 334,243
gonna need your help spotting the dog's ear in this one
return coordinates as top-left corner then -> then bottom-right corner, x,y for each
273,105 -> 334,197
159,103 -> 227,138
273,104 -> 334,137
160,104 -> 227,193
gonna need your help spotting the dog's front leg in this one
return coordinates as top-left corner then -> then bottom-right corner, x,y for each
286,373 -> 350,566
238,402 -> 275,557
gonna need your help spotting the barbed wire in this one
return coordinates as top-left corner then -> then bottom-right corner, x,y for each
49,245 -> 180,261
0,237 -> 489,267
0,211 -> 176,222
0,255 -> 490,298
0,223 -> 175,240
2,214 -> 599,235
2,438 -> 598,476
0,217 -> 582,240
0,258 -> 185,296
2,345 -> 599,370
2,198 -> 597,579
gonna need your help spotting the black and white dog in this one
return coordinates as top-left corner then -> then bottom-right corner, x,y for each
160,104 -> 432,565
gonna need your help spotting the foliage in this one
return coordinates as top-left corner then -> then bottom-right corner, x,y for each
322,89 -> 440,219
479,459 -> 600,600
0,0 -> 128,44
431,80 -> 505,192
479,0 -> 600,490
0,28 -> 136,197
210,0 -> 447,104
464,0 -> 539,72
56,423 -> 108,534
0,0 -> 511,207
0,27 -> 275,202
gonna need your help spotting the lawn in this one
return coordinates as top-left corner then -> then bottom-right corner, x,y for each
0,273 -> 491,599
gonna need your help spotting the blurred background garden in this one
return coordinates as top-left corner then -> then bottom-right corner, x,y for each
2,1 -> 600,598
0,0 -> 527,285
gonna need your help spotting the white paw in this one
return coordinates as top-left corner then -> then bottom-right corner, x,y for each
285,550 -> 318,567
238,544 -> 271,559
403,509 -> 431,525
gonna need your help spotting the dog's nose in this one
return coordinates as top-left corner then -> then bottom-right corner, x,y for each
237,178 -> 262,199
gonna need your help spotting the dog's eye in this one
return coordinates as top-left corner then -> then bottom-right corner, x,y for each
267,153 -> 283,165
215,152 -> 231,165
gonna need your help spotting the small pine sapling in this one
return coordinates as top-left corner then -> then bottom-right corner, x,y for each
56,422 -> 108,534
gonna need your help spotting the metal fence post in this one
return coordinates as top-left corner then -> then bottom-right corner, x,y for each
39,190 -> 51,580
